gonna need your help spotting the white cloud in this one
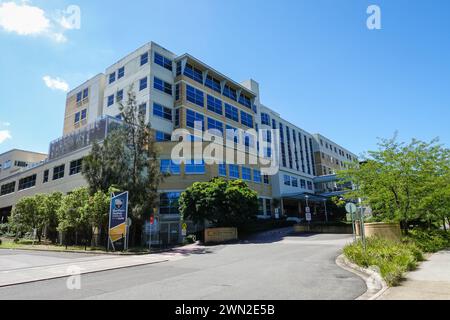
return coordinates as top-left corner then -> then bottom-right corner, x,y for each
0,2 -> 71,43
0,2 -> 50,35
0,130 -> 12,144
43,75 -> 69,92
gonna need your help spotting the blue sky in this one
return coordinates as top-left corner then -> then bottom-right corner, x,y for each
0,0 -> 449,156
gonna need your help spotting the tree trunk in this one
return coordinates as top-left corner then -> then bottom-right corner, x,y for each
443,218 -> 447,232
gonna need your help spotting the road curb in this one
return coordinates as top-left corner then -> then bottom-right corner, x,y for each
336,254 -> 388,300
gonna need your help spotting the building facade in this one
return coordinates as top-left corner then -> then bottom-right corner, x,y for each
0,42 -> 357,243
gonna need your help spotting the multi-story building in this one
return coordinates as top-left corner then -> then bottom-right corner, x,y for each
0,41 -> 357,243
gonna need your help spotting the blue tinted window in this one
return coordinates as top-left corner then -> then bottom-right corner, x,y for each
184,64 -> 203,83
118,67 -> 125,79
185,160 -> 205,174
207,117 -> 223,134
261,113 -> 270,125
154,77 -> 172,95
207,95 -> 223,115
81,109 -> 87,120
141,52 -> 149,66
139,77 -> 147,91
239,94 -> 251,108
240,111 -> 254,128
154,53 -> 172,71
225,104 -> 239,122
76,92 -> 82,103
109,72 -> 115,84
242,167 -> 252,181
160,160 -> 180,175
219,163 -> 227,177
186,109 -> 204,129
292,177 -> 298,187
107,95 -> 114,107
253,170 -> 262,183
226,125 -> 239,144
205,75 -> 221,93
223,85 -> 237,101
153,103 -> 172,121
186,85 -> 204,107
74,112 -> 80,123
229,164 -> 239,179
156,131 -> 171,142
284,175 -> 291,186
116,89 -> 124,102
82,88 -> 89,99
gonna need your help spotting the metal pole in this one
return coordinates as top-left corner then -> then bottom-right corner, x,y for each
324,199 -> 328,223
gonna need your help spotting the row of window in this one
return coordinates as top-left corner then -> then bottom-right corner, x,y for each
160,160 -> 206,175
0,159 -> 83,196
219,164 -> 269,184
109,66 -> 125,84
177,62 -> 253,110
319,139 -> 353,161
283,175 -> 313,190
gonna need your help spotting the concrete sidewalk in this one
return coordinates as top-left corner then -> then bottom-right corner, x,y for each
379,250 -> 450,300
0,244 -> 209,288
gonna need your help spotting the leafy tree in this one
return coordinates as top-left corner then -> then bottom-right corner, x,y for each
82,86 -> 164,245
179,178 -> 258,229
40,192 -> 63,243
338,135 -> 450,233
10,196 -> 42,241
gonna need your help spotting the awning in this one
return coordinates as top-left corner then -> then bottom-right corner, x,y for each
281,192 -> 329,202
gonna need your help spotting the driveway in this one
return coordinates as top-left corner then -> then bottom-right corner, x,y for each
0,230 -> 366,300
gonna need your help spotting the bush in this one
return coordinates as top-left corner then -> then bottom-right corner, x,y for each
406,229 -> 450,253
0,223 -> 9,236
343,237 -> 423,286
185,235 -> 197,244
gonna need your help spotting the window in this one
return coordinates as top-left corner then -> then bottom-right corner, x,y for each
205,75 -> 221,93
226,125 -> 239,144
186,85 -> 204,107
76,92 -> 82,103
300,179 -> 306,189
261,113 -> 270,126
185,160 -> 205,174
225,103 -> 239,122
43,170 -> 49,183
174,108 -> 180,127
140,52 -> 149,66
156,131 -> 171,142
153,103 -> 172,121
2,160 -> 11,169
82,88 -> 89,99
176,61 -> 182,76
160,160 -> 181,175
284,175 -> 291,186
253,169 -> 262,183
14,161 -> 27,168
107,95 -> 114,107
159,192 -> 180,215
265,199 -> 272,216
70,159 -> 83,175
223,85 -> 236,101
184,63 -> 203,83
81,109 -> 87,120
118,67 -> 125,79
1,182 -> 15,196
53,164 -> 65,180
240,111 -> 253,128
229,164 -> 239,179
139,103 -> 147,117
154,77 -> 172,95
219,163 -> 227,177
207,118 -> 223,134
175,84 -> 180,101
74,112 -> 80,124
239,94 -> 251,108
258,199 -> 264,215
291,177 -> 298,187
263,147 -> 272,158
109,72 -> 116,84
207,95 -> 223,115
139,77 -> 148,91
307,181 -> 313,190
115,90 -> 123,103
154,52 -> 172,71
18,174 -> 36,191
263,175 -> 270,185
186,109 -> 204,130
242,167 -> 252,181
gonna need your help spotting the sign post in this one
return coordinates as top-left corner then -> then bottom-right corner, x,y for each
345,202 -> 357,242
107,191 -> 129,252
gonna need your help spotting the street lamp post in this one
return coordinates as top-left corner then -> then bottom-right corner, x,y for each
323,199 -> 328,223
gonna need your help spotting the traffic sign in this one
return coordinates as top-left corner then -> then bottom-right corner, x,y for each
345,203 -> 357,214
182,223 -> 187,230
305,212 -> 312,222
150,215 -> 155,225
305,206 -> 311,214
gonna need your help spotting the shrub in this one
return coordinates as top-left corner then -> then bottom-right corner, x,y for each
343,237 -> 423,286
0,223 -> 9,236
406,229 -> 450,253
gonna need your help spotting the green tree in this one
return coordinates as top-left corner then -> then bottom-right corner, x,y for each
338,135 -> 450,233
179,178 -> 258,229
10,196 -> 43,241
40,192 -> 63,243
82,86 -> 164,245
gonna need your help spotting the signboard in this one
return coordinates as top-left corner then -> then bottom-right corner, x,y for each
305,212 -> 312,222
345,202 -> 357,214
305,206 -> 311,213
108,192 -> 129,250
181,223 -> 187,237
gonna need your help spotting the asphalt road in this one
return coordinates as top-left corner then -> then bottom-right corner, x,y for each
0,231 -> 366,300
